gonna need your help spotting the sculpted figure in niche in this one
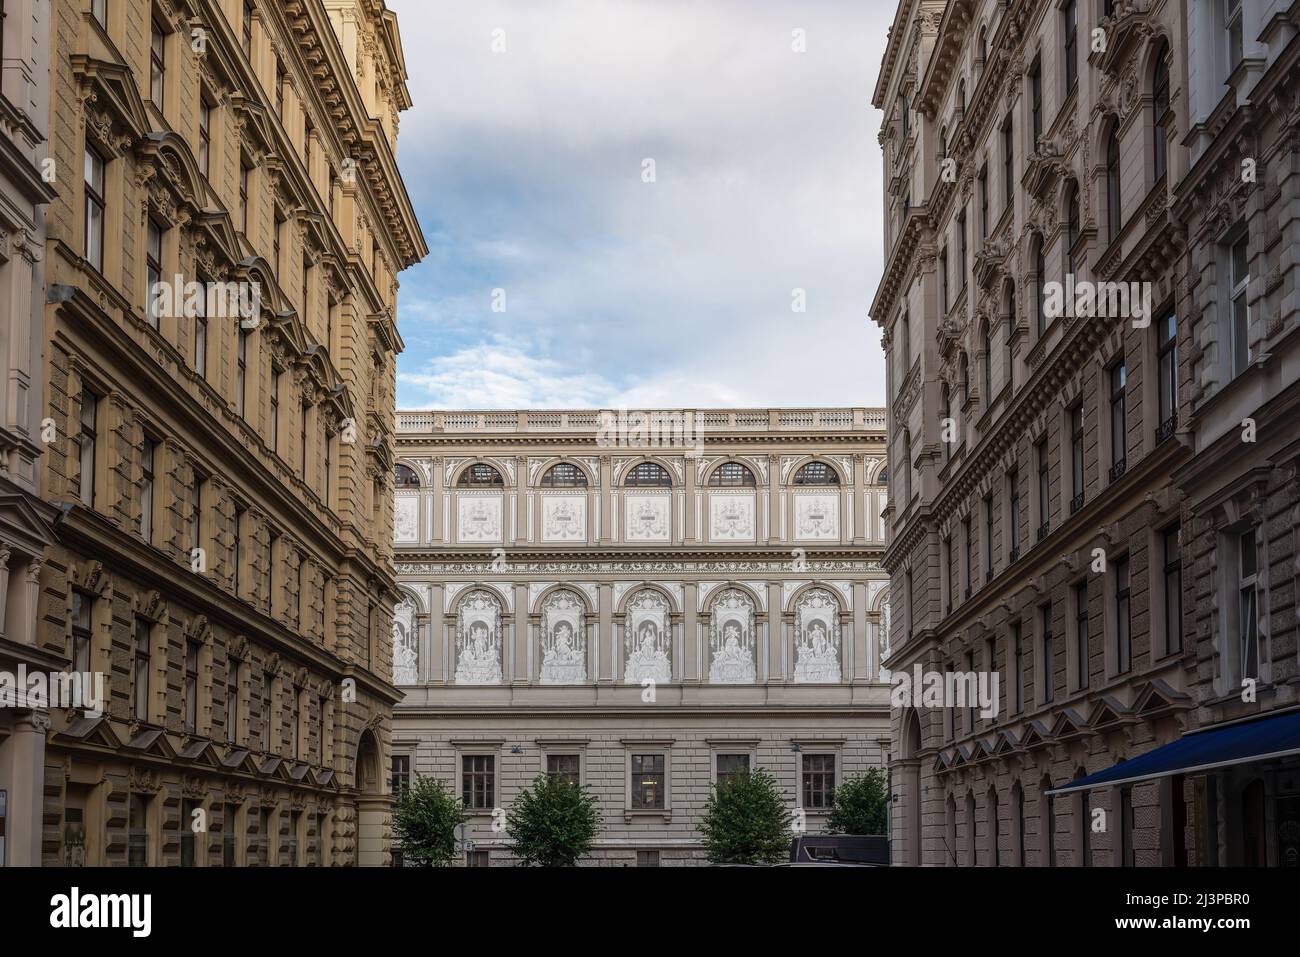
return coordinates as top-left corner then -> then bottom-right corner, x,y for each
708,589 -> 757,684
794,589 -> 842,684
454,591 -> 503,685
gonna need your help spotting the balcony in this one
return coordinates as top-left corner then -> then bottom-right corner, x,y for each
1108,458 -> 1127,483
1070,493 -> 1085,515
1036,521 -> 1050,543
1009,545 -> 1020,563
396,408 -> 886,434
1156,415 -> 1178,444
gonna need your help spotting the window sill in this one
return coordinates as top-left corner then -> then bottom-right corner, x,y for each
624,809 -> 671,824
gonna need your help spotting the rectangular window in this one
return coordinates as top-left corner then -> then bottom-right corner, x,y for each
226,657 -> 240,743
462,755 -> 495,810
289,810 -> 301,867
92,0 -> 107,28
1002,118 -> 1014,215
1230,233 -> 1250,377
150,18 -> 166,110
185,640 -> 200,734
1008,468 -> 1021,559
1030,59 -> 1042,145
242,1 -> 254,58
1075,581 -> 1089,690
1120,785 -> 1136,867
637,850 -> 660,868
962,516 -> 972,599
1163,524 -> 1183,655
223,804 -> 238,866
467,850 -> 489,867
958,211 -> 968,290
1064,0 -> 1078,92
1011,623 -> 1023,714
1238,528 -> 1259,679
188,472 -> 204,554
1156,310 -> 1177,441
146,218 -> 163,328
716,753 -> 750,787
323,431 -> 332,505
181,799 -> 199,867
1042,602 -> 1054,703
1116,557 -> 1132,673
261,671 -> 273,751
275,59 -> 285,119
1225,0 -> 1244,74
317,695 -> 328,763
1109,361 -> 1127,481
1070,405 -> 1085,513
801,754 -> 836,809
84,145 -> 106,270
630,754 -> 665,809
978,168 -> 988,240
984,494 -> 994,583
289,687 -> 300,759
388,755 -> 411,795
128,794 -> 149,867
198,99 -> 211,177
940,247 -> 949,313
239,161 -> 250,233
236,330 -> 249,417
140,437 -> 156,543
300,404 -> 310,478
194,279 -> 208,377
133,617 -> 150,722
316,814 -> 327,866
232,505 -> 245,596
1037,438 -> 1050,540
71,591 -> 92,674
258,808 -> 271,866
546,754 -> 580,786
270,369 -> 280,453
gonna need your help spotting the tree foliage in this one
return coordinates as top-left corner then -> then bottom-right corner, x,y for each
697,769 -> 793,865
392,775 -> 468,867
826,768 -> 889,835
506,774 -> 602,867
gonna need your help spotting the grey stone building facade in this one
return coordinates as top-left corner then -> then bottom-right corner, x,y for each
391,408 -> 892,865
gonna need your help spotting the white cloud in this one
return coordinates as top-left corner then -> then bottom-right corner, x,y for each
389,0 -> 890,410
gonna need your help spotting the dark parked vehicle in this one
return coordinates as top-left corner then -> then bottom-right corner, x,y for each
788,835 -> 890,866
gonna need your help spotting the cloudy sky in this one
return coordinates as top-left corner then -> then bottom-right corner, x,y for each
387,0 -> 891,410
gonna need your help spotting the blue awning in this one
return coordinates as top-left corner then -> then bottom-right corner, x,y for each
1046,709 -> 1300,795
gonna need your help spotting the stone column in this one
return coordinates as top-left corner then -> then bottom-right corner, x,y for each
853,580 -> 870,681
430,456 -> 444,542
767,581 -> 784,680
600,457 -> 613,543
685,459 -> 698,542
853,454 -> 867,543
599,582 -> 614,682
6,711 -> 49,866
683,582 -> 699,683
512,582 -> 528,683
767,454 -> 780,544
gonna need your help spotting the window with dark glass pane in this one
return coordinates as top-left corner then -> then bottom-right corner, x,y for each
546,753 -> 580,785
716,753 -> 750,787
631,754 -> 665,809
462,754 -> 494,809
801,754 -> 835,809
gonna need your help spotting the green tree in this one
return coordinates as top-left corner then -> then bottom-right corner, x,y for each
697,769 -> 793,865
392,776 -> 468,867
506,773 -> 602,866
826,768 -> 889,835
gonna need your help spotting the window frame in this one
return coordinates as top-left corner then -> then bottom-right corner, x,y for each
799,752 -> 837,812
83,144 -> 107,272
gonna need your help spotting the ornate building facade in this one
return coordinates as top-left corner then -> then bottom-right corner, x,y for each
0,0 -> 60,867
391,408 -> 892,865
873,0 -> 1300,867
19,0 -> 425,866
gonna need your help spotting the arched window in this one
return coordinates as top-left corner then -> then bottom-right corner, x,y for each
1004,280 -> 1017,389
946,795 -> 958,866
1066,180 -> 1080,275
793,462 -> 840,485
457,463 -> 504,487
1040,774 -> 1056,866
939,124 -> 948,159
540,463 -> 588,487
958,78 -> 966,115
987,785 -> 1000,866
1152,41 -> 1170,181
1106,122 -> 1122,243
625,462 -> 672,487
965,791 -> 977,866
708,462 -> 757,487
978,26 -> 988,68
394,464 -> 420,488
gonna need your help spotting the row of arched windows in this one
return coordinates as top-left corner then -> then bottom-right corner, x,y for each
395,460 -> 856,490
